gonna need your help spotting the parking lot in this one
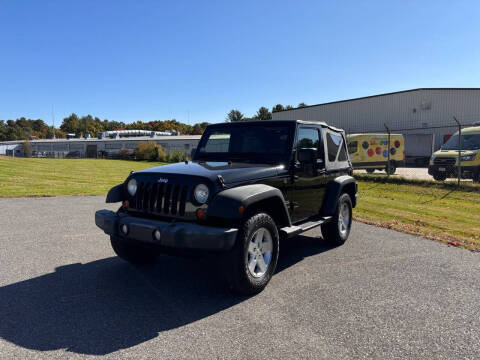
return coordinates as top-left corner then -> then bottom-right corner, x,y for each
355,167 -> 477,182
354,167 -> 433,180
1,196 -> 479,359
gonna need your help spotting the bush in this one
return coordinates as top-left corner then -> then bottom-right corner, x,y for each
135,141 -> 164,161
135,141 -> 191,163
119,148 -> 132,160
168,151 -> 189,163
156,146 -> 167,162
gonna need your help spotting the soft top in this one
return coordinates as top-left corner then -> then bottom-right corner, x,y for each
208,119 -> 344,133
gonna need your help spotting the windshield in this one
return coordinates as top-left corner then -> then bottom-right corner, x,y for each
194,123 -> 295,163
442,134 -> 480,151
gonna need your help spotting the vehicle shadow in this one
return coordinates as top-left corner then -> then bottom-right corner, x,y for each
0,234 -> 335,355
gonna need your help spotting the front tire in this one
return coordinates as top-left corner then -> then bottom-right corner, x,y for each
321,193 -> 353,246
110,236 -> 158,265
226,212 -> 279,295
433,172 -> 447,181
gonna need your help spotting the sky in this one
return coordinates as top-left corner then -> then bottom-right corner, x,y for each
1,0 -> 480,126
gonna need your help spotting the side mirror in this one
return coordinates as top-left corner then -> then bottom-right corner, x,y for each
298,148 -> 317,163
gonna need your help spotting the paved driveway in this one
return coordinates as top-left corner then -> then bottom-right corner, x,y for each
0,196 -> 479,359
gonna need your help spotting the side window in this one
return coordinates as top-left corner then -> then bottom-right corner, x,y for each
326,132 -> 343,162
297,128 -> 320,152
347,141 -> 358,154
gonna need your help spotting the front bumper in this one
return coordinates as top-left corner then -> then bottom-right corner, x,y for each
95,210 -> 238,251
428,165 -> 478,178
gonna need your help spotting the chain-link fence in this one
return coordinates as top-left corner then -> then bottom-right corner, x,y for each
345,115 -> 480,185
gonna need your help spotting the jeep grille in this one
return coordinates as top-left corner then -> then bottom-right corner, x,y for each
130,180 -> 189,217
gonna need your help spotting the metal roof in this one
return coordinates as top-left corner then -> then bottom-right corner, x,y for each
274,88 -> 480,113
0,135 -> 202,145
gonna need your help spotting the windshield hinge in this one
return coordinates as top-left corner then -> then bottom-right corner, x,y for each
217,175 -> 226,188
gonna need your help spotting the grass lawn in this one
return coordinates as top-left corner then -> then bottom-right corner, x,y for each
0,156 -> 164,197
1,156 -> 479,251
355,179 -> 480,251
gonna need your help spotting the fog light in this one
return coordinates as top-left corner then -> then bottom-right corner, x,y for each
153,229 -> 161,241
121,224 -> 129,235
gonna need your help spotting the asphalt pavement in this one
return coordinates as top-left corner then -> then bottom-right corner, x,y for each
0,196 -> 479,359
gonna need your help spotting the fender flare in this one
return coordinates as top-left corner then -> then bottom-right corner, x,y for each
207,184 -> 291,227
321,175 -> 357,215
106,184 -> 126,203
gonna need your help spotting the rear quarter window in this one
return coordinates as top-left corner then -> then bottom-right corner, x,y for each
327,133 -> 343,162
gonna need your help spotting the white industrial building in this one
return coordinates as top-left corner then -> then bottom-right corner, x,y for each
0,135 -> 201,158
272,88 -> 480,164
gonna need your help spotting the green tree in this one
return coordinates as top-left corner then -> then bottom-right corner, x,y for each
226,109 -> 244,122
272,104 -> 285,113
298,102 -> 308,108
191,122 -> 210,135
255,106 -> 272,120
60,113 -> 81,135
285,105 -> 294,110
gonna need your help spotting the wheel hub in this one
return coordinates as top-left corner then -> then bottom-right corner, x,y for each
338,202 -> 351,236
246,227 -> 273,278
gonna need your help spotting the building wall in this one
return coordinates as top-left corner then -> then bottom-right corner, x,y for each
0,137 -> 201,158
272,89 -> 480,159
0,143 -> 23,156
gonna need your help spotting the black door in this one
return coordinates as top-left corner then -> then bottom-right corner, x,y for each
291,126 -> 328,223
86,145 -> 97,158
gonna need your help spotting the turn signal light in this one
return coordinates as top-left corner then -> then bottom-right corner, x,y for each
122,200 -> 129,209
196,208 -> 206,220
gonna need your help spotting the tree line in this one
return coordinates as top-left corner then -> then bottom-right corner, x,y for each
0,114 -> 210,141
225,103 -> 307,122
1,102 -> 307,141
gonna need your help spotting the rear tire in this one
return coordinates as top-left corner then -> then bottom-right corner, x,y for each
433,172 -> 447,181
110,236 -> 158,265
226,212 -> 279,295
321,193 -> 352,246
385,161 -> 396,175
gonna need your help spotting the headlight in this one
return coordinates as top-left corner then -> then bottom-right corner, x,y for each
194,184 -> 209,204
430,154 -> 436,162
460,154 -> 476,162
127,178 -> 137,196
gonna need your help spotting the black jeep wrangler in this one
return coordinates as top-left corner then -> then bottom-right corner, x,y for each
95,120 -> 357,294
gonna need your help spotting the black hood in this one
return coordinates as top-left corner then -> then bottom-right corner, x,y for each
137,161 -> 283,185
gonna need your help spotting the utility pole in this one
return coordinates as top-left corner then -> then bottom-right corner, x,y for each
384,123 -> 391,177
52,104 -> 56,140
453,116 -> 462,186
